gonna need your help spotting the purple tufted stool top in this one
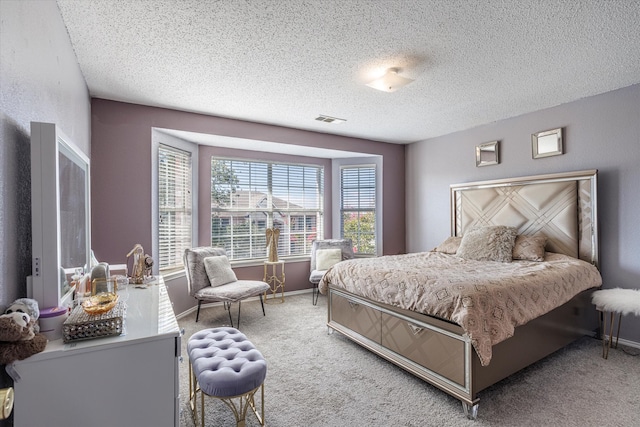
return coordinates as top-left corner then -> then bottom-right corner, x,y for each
187,327 -> 266,426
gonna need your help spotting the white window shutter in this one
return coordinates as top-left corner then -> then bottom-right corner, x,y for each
158,144 -> 192,272
211,158 -> 324,261
340,165 -> 376,255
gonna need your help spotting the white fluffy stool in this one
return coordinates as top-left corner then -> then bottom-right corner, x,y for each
592,288 -> 640,359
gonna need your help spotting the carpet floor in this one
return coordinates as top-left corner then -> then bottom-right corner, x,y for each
177,293 -> 639,427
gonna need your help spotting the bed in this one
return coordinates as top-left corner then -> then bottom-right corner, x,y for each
319,170 -> 602,419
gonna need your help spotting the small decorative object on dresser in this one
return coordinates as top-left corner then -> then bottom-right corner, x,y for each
0,311 -> 47,365
126,243 -> 153,284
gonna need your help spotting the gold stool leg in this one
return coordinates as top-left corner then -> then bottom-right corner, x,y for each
614,313 -> 622,349
604,311 -> 615,359
200,385 -> 205,427
598,310 -> 603,358
599,310 -> 608,359
201,385 -> 265,427
248,383 -> 265,426
189,361 -> 198,423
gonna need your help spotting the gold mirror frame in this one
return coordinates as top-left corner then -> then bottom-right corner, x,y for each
475,141 -> 499,167
532,127 -> 563,159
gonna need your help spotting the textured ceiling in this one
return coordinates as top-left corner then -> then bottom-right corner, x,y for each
56,0 -> 640,144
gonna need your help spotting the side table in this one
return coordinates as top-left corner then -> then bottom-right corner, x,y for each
592,288 -> 640,359
263,261 -> 285,303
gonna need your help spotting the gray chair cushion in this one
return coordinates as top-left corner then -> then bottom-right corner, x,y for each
309,269 -> 326,284
194,280 -> 270,303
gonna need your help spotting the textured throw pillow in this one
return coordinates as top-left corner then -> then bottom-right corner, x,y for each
456,225 -> 518,262
433,236 -> 462,254
203,255 -> 237,287
315,248 -> 343,270
512,234 -> 547,261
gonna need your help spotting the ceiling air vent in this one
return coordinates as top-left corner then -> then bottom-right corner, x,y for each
315,115 -> 346,124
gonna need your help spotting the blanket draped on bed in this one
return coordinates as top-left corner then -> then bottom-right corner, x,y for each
319,252 -> 602,366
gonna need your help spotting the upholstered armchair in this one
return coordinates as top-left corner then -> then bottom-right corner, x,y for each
309,239 -> 354,305
183,247 -> 270,326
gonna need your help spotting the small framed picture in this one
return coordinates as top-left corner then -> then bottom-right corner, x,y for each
532,128 -> 563,159
476,141 -> 499,167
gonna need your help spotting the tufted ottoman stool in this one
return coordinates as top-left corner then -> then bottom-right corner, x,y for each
188,327 -> 267,427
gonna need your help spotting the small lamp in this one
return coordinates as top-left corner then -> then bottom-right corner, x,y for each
366,68 -> 414,92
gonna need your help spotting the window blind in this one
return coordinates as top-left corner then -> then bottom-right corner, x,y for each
158,144 -> 192,272
340,165 -> 376,255
211,158 -> 323,261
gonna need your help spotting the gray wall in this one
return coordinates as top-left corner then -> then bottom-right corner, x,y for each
0,0 -> 91,398
406,84 -> 640,344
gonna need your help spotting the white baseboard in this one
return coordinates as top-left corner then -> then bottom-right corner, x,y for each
175,288 -> 313,320
601,335 -> 640,350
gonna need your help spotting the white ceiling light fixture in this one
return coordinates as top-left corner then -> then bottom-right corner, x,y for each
366,68 -> 414,92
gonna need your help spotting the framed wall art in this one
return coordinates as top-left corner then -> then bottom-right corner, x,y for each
532,127 -> 563,159
476,141 -> 499,167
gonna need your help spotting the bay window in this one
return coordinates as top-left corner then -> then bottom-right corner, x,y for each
211,158 -> 324,261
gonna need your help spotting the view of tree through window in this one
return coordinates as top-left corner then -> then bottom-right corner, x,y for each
211,158 -> 324,261
340,165 -> 376,255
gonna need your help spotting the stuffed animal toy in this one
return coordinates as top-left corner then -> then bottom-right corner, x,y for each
0,307 -> 47,365
5,298 -> 40,333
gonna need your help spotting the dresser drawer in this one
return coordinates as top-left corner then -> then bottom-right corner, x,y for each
381,312 -> 465,386
330,292 -> 381,344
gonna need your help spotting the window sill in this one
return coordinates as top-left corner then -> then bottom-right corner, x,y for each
160,256 -> 312,279
230,255 -> 310,268
160,269 -> 186,282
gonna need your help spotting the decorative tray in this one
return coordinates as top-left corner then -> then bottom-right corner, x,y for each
81,292 -> 119,315
62,300 -> 125,343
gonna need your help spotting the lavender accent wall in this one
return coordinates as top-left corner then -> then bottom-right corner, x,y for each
406,84 -> 640,344
91,99 -> 405,315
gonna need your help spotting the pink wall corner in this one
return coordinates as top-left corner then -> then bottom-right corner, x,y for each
91,99 -> 405,314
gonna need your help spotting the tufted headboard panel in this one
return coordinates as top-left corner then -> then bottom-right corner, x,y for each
450,170 -> 598,266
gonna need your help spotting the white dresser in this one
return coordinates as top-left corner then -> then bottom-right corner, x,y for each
11,277 -> 181,427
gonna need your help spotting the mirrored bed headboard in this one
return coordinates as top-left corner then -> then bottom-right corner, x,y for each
450,170 -> 598,267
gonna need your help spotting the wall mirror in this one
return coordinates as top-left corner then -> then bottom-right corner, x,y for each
31,122 -> 91,308
475,141 -> 499,167
532,127 -> 563,159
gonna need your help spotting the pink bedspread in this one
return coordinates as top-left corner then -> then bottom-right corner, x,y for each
319,252 -> 602,366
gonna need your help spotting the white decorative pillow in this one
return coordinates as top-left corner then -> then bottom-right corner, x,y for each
203,255 -> 237,287
315,248 -> 343,271
433,236 -> 462,254
512,234 -> 547,261
456,225 -> 517,263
